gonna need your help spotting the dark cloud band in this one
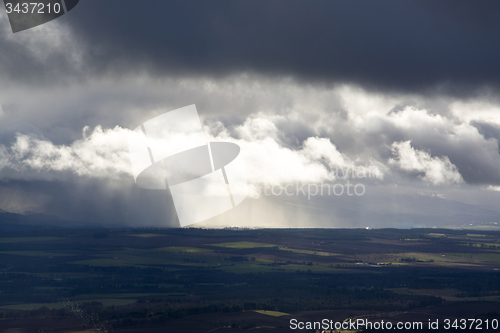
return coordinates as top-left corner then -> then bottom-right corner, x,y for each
52,0 -> 500,94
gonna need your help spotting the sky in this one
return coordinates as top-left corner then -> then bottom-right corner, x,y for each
2,0 -> 500,229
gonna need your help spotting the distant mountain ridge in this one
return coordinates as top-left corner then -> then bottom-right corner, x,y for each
0,211 -> 69,230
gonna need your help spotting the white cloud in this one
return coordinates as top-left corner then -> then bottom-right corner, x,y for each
201,115 -> 387,201
389,140 -> 463,185
451,99 -> 500,125
0,112 -> 387,197
336,85 -> 407,117
486,185 -> 500,192
3,126 -> 133,179
206,115 -> 385,188
2,75 -> 500,192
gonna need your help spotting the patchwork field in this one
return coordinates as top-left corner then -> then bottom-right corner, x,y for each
208,241 -> 278,248
254,310 -> 289,317
0,228 -> 498,332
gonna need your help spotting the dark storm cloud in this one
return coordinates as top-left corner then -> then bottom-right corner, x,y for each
472,121 -> 500,145
5,0 -> 497,94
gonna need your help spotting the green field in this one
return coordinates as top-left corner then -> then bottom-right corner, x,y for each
253,310 -> 289,317
279,247 -> 340,256
127,233 -> 166,238
387,288 -> 500,302
0,299 -> 137,310
0,302 -> 66,310
208,241 -> 277,249
271,264 -> 352,273
0,251 -> 73,257
0,237 -> 61,243
217,262 -> 352,274
217,263 -> 278,274
154,246 -> 212,253
459,242 -> 500,248
72,258 -> 137,267
76,293 -> 186,299
72,253 -> 214,268
388,288 -> 461,298
447,252 -> 500,263
387,252 -> 487,265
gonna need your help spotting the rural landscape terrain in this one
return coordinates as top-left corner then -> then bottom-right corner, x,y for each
0,227 -> 499,332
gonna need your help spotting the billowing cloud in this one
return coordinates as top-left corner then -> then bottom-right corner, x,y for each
2,82 -> 500,190
0,116 -> 385,191
2,126 -> 132,179
210,115 -> 385,189
389,141 -> 463,185
340,106 -> 500,185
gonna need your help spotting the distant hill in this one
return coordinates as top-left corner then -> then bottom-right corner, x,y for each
0,211 -> 69,230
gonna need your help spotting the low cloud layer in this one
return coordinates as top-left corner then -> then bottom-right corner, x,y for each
389,141 -> 463,185
2,98 -> 485,192
0,117 -> 382,189
3,126 -> 131,179
2,77 -> 500,225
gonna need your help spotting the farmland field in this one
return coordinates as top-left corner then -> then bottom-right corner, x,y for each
208,241 -> 277,248
0,228 -> 498,332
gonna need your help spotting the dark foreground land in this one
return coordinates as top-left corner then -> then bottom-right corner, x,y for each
0,228 -> 499,332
